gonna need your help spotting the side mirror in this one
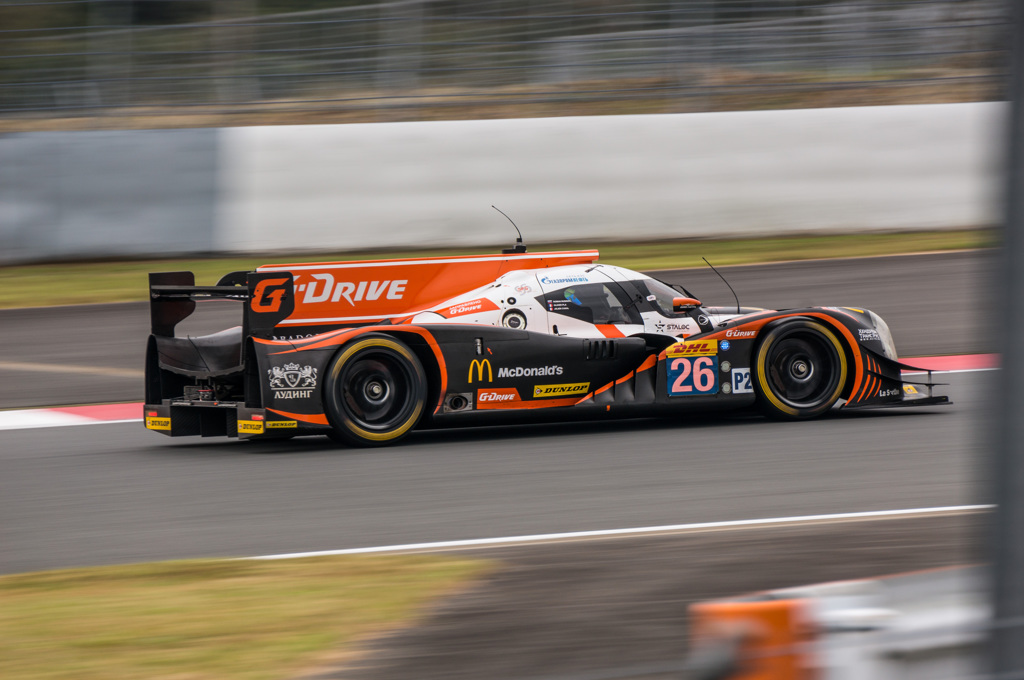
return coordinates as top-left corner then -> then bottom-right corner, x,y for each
672,296 -> 701,312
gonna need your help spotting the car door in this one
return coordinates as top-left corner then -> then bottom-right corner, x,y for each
537,270 -> 645,338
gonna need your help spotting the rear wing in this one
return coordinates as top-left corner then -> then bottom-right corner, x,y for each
149,249 -> 600,339
149,270 -> 295,339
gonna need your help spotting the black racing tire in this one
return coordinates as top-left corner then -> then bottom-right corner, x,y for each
753,319 -> 848,420
323,335 -> 427,447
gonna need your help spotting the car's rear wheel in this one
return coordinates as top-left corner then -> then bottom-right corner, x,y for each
323,335 -> 427,446
753,319 -> 848,420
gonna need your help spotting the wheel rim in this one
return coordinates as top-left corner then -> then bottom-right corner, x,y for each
338,351 -> 418,432
764,332 -> 841,409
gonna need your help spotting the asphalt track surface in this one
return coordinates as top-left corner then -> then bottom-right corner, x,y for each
0,251 -> 993,679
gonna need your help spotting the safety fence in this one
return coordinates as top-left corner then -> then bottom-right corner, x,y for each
0,0 -> 1007,124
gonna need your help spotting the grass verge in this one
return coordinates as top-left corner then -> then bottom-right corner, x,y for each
0,229 -> 993,309
0,554 -> 491,680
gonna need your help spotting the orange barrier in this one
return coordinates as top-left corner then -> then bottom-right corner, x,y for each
689,599 -> 817,680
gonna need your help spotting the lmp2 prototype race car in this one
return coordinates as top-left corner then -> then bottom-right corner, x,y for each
144,247 -> 948,446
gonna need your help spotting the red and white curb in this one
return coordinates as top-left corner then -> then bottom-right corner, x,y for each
0,354 -> 998,432
0,403 -> 141,431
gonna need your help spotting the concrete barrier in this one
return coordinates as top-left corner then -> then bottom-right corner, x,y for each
0,103 -> 1004,264
0,129 -> 218,263
216,103 -> 1003,254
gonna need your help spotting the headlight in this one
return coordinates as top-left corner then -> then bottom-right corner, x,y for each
868,311 -> 898,360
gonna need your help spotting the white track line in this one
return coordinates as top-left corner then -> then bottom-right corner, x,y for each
247,504 -> 991,560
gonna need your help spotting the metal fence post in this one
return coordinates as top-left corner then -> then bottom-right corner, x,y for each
991,0 -> 1024,676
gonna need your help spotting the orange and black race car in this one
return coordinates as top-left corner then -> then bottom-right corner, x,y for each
144,247 -> 948,446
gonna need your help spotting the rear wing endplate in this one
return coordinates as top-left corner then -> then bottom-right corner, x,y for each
148,270 -> 295,339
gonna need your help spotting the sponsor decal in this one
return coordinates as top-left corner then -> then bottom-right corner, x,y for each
697,315 -> 710,326
442,298 -> 498,318
540,274 -> 589,285
725,328 -> 757,339
272,334 -> 315,341
266,420 -> 298,429
666,340 -> 718,357
468,359 -> 493,383
476,388 -> 522,408
720,340 -> 731,352
515,283 -> 532,294
903,384 -> 919,395
145,416 -> 171,431
295,273 -> 408,306
497,365 -> 564,378
268,363 -> 318,400
731,368 -> 754,394
858,328 -> 881,341
653,320 -> 692,333
534,382 -> 590,398
667,356 -> 719,396
238,419 -> 264,434
878,387 -> 901,398
250,277 -> 290,313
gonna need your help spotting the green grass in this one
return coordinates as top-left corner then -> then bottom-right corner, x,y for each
0,229 -> 993,309
0,555 -> 491,680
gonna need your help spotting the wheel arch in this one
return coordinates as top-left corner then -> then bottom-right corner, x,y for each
755,314 -> 859,399
751,314 -> 854,419
334,329 -> 445,418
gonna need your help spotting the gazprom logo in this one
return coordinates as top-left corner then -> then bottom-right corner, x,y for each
540,275 -> 588,285
468,359 -> 493,383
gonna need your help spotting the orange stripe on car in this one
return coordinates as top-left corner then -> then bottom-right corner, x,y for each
266,409 -> 329,426
636,355 -> 657,373
595,324 -> 625,338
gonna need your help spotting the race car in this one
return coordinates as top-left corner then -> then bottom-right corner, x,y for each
144,247 -> 948,446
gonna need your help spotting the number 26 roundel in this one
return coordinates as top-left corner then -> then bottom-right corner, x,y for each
667,356 -> 719,396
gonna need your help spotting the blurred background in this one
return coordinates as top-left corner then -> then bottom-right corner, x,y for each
0,0 -> 1008,129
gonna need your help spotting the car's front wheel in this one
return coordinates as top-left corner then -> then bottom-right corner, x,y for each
753,319 -> 848,420
323,335 -> 427,446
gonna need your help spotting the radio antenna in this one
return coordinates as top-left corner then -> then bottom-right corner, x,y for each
493,205 -> 527,254
702,257 -> 740,314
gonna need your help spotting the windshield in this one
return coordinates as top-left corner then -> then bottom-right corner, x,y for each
633,277 -> 697,317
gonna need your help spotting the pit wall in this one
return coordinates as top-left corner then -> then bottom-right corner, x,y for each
0,103 -> 1003,264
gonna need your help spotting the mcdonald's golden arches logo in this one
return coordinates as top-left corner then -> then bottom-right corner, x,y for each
468,359 -> 493,383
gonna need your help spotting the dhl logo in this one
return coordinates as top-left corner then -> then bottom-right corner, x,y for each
468,359 -> 493,383
666,340 -> 718,357
145,417 -> 171,431
238,420 -> 264,434
533,382 -> 590,398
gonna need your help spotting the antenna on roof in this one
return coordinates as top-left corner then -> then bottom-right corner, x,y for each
702,257 -> 740,314
493,206 -> 527,254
